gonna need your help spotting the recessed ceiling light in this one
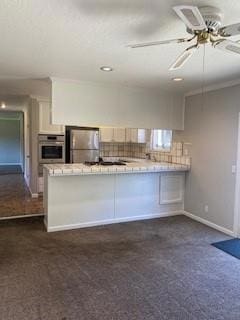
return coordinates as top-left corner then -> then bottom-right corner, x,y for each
1,102 -> 6,109
100,66 -> 113,72
172,77 -> 184,82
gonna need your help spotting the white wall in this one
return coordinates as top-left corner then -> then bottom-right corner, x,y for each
51,78 -> 184,130
181,85 -> 240,232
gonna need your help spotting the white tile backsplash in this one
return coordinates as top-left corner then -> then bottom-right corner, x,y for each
100,140 -> 191,166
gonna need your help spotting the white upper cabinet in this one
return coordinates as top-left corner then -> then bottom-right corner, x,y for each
100,128 -> 150,143
39,101 -> 64,134
126,128 -> 149,143
100,128 -> 125,142
113,128 -> 125,142
100,128 -> 114,142
126,128 -> 137,143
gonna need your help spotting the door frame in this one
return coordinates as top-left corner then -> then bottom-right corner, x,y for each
233,112 -> 240,237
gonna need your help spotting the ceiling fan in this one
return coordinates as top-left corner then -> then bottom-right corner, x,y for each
127,5 -> 240,70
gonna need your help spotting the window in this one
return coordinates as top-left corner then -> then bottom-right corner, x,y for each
151,129 -> 172,151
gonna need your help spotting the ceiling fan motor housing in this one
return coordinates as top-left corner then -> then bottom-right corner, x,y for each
187,6 -> 223,34
199,6 -> 223,33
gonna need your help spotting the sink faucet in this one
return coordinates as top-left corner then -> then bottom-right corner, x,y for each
152,155 -> 157,162
145,153 -> 151,160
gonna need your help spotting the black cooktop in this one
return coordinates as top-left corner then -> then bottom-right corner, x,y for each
85,161 -> 126,166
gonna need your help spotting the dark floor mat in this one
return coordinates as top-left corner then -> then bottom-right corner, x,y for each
0,165 -> 22,175
212,238 -> 240,259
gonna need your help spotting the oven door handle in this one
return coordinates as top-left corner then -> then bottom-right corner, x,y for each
39,142 -> 64,146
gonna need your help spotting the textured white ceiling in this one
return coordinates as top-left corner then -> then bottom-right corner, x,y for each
1,0 -> 240,94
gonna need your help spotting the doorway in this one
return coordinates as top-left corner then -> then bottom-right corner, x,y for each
0,111 -> 23,173
0,110 -> 43,218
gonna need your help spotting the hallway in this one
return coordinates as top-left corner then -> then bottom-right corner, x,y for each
0,165 -> 43,218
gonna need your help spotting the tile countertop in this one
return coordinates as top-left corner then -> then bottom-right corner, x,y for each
44,161 -> 190,176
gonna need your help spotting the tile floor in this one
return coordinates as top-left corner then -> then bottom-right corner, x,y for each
0,165 -> 43,218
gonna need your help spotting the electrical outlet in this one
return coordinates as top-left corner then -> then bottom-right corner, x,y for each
232,165 -> 236,174
204,205 -> 209,213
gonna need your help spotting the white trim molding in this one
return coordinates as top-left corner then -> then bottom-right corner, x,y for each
30,95 -> 50,103
46,211 -> 182,232
0,163 -> 22,165
31,193 -> 39,198
182,211 -> 234,237
28,186 -> 39,198
185,78 -> 240,97
233,112 -> 240,237
0,213 -> 44,221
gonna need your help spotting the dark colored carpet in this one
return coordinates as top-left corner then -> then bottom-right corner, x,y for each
0,215 -> 240,320
212,238 -> 240,259
0,165 -> 22,175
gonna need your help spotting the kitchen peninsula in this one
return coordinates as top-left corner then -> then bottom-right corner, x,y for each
43,161 -> 189,232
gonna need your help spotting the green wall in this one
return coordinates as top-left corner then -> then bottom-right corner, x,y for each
0,118 -> 21,164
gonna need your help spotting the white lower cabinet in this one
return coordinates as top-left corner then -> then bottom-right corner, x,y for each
115,173 -> 160,218
160,174 -> 184,204
45,172 -> 185,231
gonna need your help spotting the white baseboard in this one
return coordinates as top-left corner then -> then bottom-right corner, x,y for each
43,216 -> 48,230
31,193 -> 39,198
28,186 -> 39,198
182,210 -> 234,237
0,163 -> 22,165
0,213 -> 44,221
47,211 -> 182,232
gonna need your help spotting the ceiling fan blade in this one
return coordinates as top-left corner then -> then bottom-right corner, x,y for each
173,5 -> 207,31
127,38 -> 189,48
169,45 -> 198,71
215,39 -> 240,55
219,23 -> 240,37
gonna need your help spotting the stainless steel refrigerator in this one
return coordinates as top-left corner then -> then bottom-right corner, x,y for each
66,127 -> 99,163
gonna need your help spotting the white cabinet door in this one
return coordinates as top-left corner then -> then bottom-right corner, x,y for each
138,129 -> 149,143
100,128 -> 126,142
113,128 -> 125,142
125,128 -> 131,143
160,173 -> 184,204
126,128 -> 149,143
100,128 -> 114,142
131,129 -> 138,143
39,101 -> 64,134
126,128 -> 137,143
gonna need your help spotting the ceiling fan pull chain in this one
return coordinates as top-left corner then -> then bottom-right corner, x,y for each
201,44 -> 206,114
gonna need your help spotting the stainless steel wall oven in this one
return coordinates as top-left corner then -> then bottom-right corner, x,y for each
38,134 -> 65,175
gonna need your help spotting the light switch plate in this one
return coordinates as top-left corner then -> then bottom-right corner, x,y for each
232,165 -> 236,174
